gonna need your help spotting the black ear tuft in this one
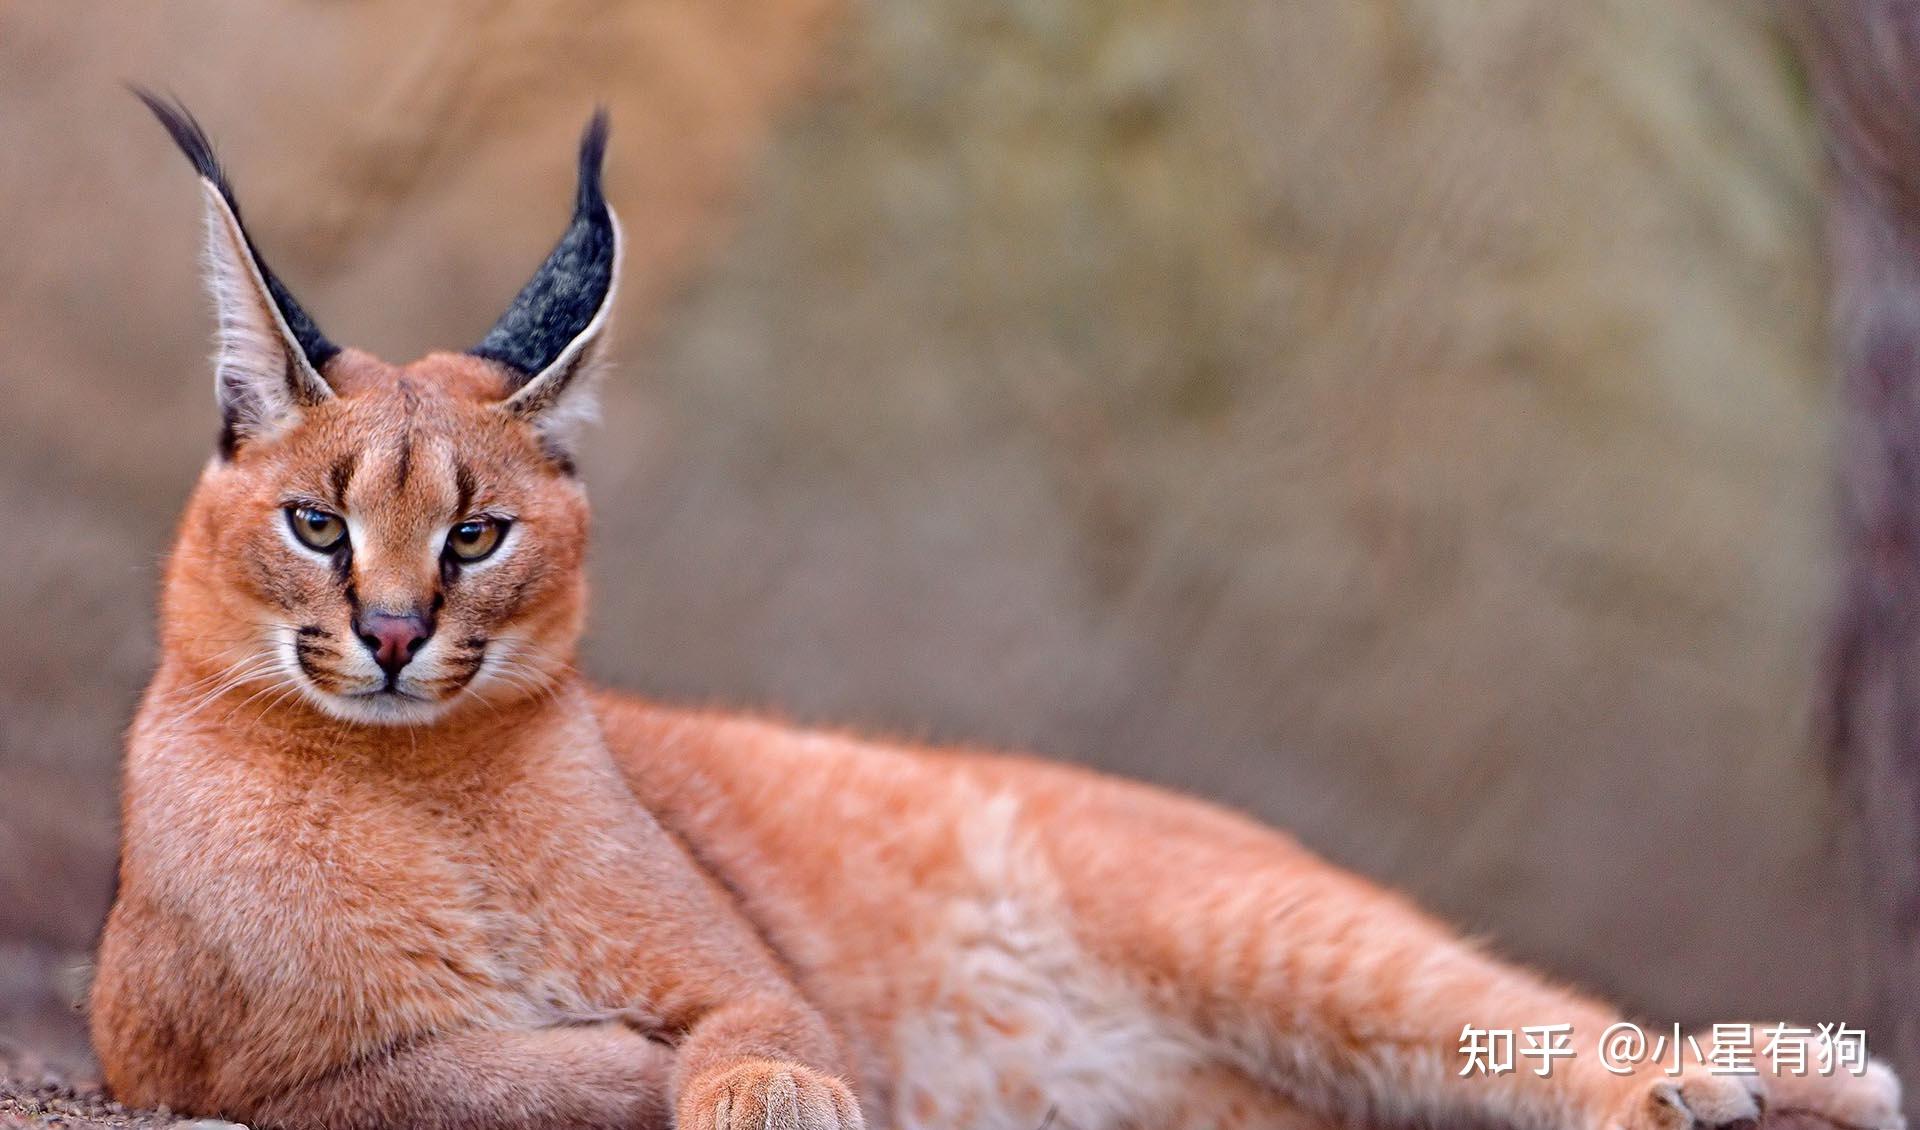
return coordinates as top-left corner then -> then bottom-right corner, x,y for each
470,108 -> 617,386
574,106 -> 610,218
131,87 -> 228,194
131,86 -> 340,374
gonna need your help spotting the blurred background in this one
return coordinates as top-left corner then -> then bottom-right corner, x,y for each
0,0 -> 1875,1093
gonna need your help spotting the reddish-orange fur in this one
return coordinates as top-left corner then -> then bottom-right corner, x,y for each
92,135 -> 1904,1130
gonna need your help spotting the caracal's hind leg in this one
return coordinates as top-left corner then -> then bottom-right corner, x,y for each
1017,771 -> 1902,1130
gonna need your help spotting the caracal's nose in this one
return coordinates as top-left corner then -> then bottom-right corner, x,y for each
354,609 -> 434,677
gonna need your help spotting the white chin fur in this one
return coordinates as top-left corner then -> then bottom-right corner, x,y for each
296,681 -> 455,727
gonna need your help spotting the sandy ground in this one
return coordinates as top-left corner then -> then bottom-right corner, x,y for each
0,1049 -> 214,1130
0,1044 -> 1867,1130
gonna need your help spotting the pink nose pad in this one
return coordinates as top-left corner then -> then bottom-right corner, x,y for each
354,611 -> 433,677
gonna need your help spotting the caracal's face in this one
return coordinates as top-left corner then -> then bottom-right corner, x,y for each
137,95 -> 617,727
178,350 -> 591,726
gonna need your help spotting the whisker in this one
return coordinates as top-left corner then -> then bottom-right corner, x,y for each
155,655 -> 285,735
219,644 -> 304,724
256,678 -> 308,718
168,644 -> 273,696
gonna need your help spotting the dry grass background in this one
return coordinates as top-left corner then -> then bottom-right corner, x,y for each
0,0 -> 1873,1095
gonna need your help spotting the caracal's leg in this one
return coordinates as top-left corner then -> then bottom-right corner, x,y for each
1022,776 -> 1902,1130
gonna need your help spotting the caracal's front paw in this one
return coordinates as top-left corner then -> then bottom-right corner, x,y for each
679,1058 -> 864,1130
1609,1067 -> 1766,1130
1606,1049 -> 1904,1130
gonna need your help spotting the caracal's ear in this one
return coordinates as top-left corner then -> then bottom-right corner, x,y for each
135,90 -> 339,456
471,109 -> 620,461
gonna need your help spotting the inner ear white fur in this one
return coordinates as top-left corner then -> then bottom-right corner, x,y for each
200,180 -> 332,441
498,208 -> 623,452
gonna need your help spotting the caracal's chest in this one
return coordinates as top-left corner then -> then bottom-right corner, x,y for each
167,738 -> 677,1036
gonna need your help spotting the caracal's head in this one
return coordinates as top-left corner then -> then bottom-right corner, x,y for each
140,94 -> 619,727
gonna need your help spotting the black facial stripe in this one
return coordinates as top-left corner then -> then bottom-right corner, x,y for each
454,463 -> 476,517
293,635 -> 338,662
292,638 -> 347,692
328,453 -> 358,509
414,662 -> 484,695
394,380 -> 420,490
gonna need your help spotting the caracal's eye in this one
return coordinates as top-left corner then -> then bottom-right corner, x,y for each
287,505 -> 347,552
446,517 -> 507,563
